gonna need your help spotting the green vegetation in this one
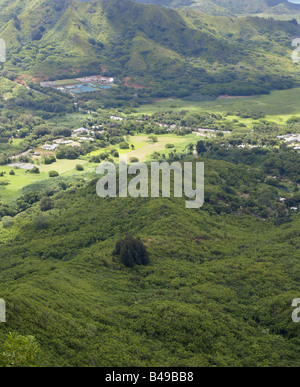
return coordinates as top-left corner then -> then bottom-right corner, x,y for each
113,235 -> 150,268
48,171 -> 59,178
0,333 -> 41,368
75,164 -> 84,171
136,88 -> 300,122
1,0 -> 300,369
134,0 -> 300,17
0,153 -> 300,366
0,0 -> 299,103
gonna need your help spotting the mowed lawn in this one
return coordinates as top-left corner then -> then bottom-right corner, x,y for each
136,87 -> 300,123
38,159 -> 86,174
0,159 -> 89,203
0,166 -> 48,202
126,134 -> 197,161
89,134 -> 198,162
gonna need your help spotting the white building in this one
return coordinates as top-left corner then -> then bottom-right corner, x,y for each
42,144 -> 58,151
110,116 -> 123,121
80,137 -> 94,142
72,127 -> 94,136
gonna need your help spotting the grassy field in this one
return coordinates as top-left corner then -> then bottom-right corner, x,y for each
89,134 -> 199,162
38,159 -> 86,174
4,85 -> 300,205
0,134 -> 199,204
0,166 -> 46,202
0,159 -> 91,203
136,88 -> 300,123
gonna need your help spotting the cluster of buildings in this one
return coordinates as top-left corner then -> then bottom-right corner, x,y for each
40,75 -> 114,95
42,127 -> 95,151
277,134 -> 300,151
71,127 -> 94,142
76,75 -> 114,84
42,144 -> 58,151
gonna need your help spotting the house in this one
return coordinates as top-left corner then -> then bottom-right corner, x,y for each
72,127 -> 94,136
110,116 -> 123,121
61,140 -> 74,145
79,137 -> 94,142
42,144 -> 58,151
72,127 -> 89,134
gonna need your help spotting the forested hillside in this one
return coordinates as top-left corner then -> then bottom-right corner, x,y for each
0,0 -> 300,368
0,0 -> 299,98
0,155 -> 300,366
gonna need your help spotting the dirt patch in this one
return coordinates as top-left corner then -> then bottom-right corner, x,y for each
34,147 -> 55,157
144,238 -> 153,246
14,74 -> 32,86
124,77 -> 149,90
14,73 -> 49,85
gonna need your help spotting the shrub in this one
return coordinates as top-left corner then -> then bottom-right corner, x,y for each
99,152 -> 109,160
113,235 -> 149,268
49,171 -> 59,178
196,140 -> 207,154
119,142 -> 130,149
75,164 -> 84,171
111,149 -> 119,158
148,135 -> 158,143
90,156 -> 100,163
43,156 -> 56,165
28,167 -> 40,174
56,146 -> 79,160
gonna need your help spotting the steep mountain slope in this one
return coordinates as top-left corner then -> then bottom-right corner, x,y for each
0,0 -> 234,91
0,0 -> 299,98
134,0 -> 300,16
0,0 -> 234,71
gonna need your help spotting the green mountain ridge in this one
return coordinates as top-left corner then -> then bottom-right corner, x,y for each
133,0 -> 300,16
0,0 -> 299,98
